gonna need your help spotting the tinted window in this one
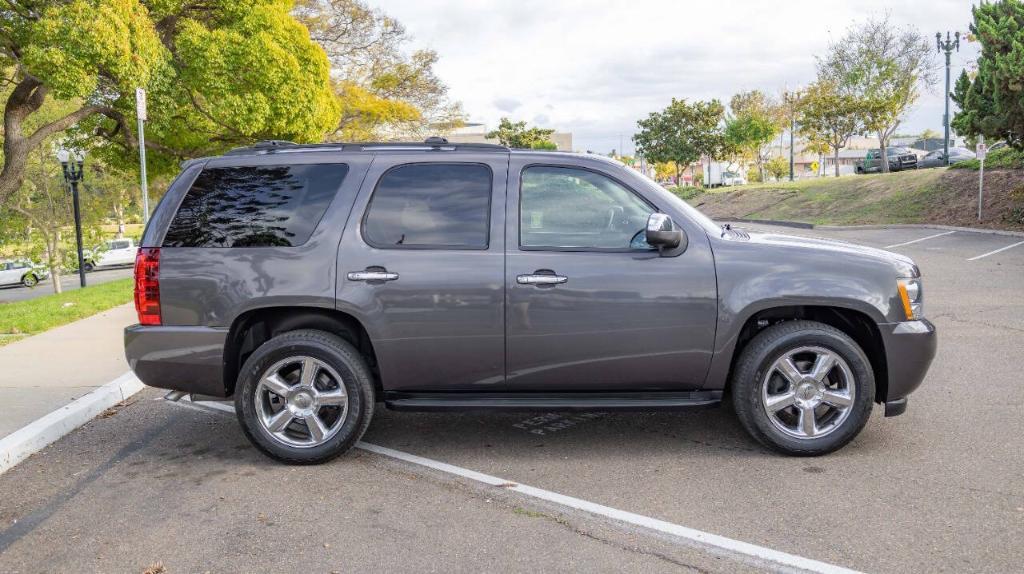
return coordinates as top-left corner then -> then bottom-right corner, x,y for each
163,164 -> 348,248
363,163 -> 492,248
520,166 -> 654,250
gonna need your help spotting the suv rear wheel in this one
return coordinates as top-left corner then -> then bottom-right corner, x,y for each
731,320 -> 874,456
235,329 -> 375,464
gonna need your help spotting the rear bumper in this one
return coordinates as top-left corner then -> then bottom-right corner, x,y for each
878,319 -> 936,404
124,324 -> 229,397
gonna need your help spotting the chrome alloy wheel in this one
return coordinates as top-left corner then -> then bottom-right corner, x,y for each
254,356 -> 349,448
761,346 -> 855,440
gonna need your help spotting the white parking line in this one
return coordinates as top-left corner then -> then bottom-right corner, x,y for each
168,396 -> 861,574
967,240 -> 1024,261
884,230 -> 956,249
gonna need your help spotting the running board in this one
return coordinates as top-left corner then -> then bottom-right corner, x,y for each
384,391 -> 722,412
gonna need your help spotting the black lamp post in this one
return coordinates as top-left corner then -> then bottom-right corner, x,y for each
786,89 -> 803,182
937,31 -> 960,166
57,149 -> 87,288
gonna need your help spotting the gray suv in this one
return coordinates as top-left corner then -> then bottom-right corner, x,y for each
125,138 -> 936,463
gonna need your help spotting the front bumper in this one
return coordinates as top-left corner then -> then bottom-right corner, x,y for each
124,324 -> 229,397
878,319 -> 936,406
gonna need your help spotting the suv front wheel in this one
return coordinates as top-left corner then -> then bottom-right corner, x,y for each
731,320 -> 875,456
235,329 -> 375,464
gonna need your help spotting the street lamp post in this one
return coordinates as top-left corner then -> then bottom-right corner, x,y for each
787,89 -> 802,182
57,149 -> 87,288
937,31 -> 960,167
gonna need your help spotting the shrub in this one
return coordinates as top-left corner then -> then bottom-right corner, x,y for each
951,147 -> 1024,170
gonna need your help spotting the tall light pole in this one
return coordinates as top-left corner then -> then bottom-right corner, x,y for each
786,89 -> 802,182
57,149 -> 87,288
937,31 -> 960,166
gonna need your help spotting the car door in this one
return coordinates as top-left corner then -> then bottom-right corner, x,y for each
0,262 -> 14,285
336,152 -> 509,392
505,156 -> 718,392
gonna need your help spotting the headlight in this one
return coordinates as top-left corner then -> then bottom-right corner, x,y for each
898,278 -> 923,320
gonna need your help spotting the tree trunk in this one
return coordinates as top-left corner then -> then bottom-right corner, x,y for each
46,231 -> 62,294
113,202 -> 126,238
675,164 -> 682,188
834,148 -> 841,178
878,133 -> 890,173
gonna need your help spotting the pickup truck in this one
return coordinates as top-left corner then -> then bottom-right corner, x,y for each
855,147 -> 918,173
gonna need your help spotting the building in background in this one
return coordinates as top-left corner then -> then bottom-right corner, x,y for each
442,122 -> 573,151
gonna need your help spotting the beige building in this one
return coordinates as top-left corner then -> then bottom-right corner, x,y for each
442,122 -> 573,151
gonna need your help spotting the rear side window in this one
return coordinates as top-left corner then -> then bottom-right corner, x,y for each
362,163 -> 492,249
163,164 -> 348,248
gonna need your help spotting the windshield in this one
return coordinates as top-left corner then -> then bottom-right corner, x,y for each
632,168 -> 721,235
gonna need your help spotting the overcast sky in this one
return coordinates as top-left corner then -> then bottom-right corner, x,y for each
376,0 -> 979,154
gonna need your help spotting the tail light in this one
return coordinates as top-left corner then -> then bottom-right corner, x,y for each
134,248 -> 161,325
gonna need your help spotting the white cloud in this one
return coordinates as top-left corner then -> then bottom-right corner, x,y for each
375,0 -> 978,153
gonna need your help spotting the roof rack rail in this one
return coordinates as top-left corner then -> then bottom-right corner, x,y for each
223,137 -> 510,156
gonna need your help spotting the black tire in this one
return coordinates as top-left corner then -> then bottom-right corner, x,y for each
21,273 -> 38,287
83,262 -> 94,272
730,320 -> 875,456
235,329 -> 375,464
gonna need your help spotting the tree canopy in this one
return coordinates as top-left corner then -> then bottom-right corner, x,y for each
486,117 -> 555,149
295,0 -> 465,140
797,80 -> 863,177
723,90 -> 781,180
818,16 -> 934,172
952,0 -> 1024,150
633,98 -> 725,183
0,0 -> 341,207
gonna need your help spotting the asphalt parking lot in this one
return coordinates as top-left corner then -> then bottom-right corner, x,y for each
0,267 -> 134,304
1,224 -> 1022,573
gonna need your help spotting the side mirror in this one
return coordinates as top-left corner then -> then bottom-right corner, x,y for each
646,213 -> 686,252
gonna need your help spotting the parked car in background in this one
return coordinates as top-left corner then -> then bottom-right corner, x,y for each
919,147 -> 976,169
84,238 -> 137,271
125,138 -> 936,464
0,259 -> 49,287
855,147 -> 918,173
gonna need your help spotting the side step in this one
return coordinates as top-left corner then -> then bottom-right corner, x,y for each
384,391 -> 722,412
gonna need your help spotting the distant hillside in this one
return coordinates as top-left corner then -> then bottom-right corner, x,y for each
685,168 -> 1024,232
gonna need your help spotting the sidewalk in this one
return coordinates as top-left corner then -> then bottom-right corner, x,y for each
0,303 -> 136,439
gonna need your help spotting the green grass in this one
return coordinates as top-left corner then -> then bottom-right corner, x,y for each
951,147 -> 1024,170
0,278 -> 133,347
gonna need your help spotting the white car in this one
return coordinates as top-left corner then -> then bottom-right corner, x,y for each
0,259 -> 49,287
85,238 -> 137,271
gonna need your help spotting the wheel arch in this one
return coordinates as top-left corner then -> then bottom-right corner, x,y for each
725,305 -> 888,403
224,306 -> 380,398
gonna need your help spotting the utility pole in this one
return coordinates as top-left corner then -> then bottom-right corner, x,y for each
937,31 -> 960,166
136,88 -> 150,224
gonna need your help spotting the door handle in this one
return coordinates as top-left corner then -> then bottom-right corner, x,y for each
517,273 -> 567,285
347,268 -> 399,282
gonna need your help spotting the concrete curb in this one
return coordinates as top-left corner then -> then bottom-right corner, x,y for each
0,371 -> 143,475
725,218 -> 1024,238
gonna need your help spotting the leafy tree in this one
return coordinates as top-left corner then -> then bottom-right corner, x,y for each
0,0 -> 340,208
952,1 -> 1024,150
633,98 -> 725,185
819,17 -> 935,172
920,128 -> 941,141
486,118 -> 555,148
724,91 -> 782,182
295,0 -> 465,139
797,80 -> 863,177
530,140 -> 557,151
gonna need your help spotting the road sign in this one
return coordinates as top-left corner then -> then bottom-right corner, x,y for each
976,142 -> 987,160
135,88 -> 147,121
